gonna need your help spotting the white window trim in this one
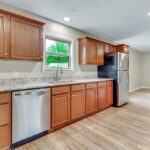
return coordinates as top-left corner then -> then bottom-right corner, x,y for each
43,33 -> 74,72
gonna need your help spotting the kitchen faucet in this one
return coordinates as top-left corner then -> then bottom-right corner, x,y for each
54,66 -> 63,81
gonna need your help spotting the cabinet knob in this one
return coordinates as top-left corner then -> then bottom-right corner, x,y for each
4,53 -> 7,56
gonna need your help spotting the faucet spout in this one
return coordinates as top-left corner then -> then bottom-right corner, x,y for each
54,67 -> 63,81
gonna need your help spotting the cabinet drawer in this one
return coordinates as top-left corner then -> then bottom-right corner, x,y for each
0,92 -> 10,104
107,81 -> 113,86
52,86 -> 70,95
86,83 -> 97,89
98,81 -> 106,87
71,84 -> 85,92
0,125 -> 10,148
0,104 -> 10,126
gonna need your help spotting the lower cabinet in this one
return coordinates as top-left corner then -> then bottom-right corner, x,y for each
52,93 -> 70,129
98,85 -> 107,110
0,125 -> 11,148
107,81 -> 113,106
0,92 -> 11,149
86,88 -> 97,114
71,91 -> 85,121
51,81 -> 113,130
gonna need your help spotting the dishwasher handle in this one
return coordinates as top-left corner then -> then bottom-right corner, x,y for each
14,90 -> 49,96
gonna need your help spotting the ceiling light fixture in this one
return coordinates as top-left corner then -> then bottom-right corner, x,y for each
64,17 -> 70,22
148,12 -> 150,16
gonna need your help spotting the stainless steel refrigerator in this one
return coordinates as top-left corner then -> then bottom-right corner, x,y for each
98,52 -> 129,106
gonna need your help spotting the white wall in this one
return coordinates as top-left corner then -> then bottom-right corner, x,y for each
129,48 -> 142,91
129,49 -> 150,91
141,52 -> 150,88
0,2 -> 107,79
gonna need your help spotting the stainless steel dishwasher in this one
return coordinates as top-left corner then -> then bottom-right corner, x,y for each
12,88 -> 50,147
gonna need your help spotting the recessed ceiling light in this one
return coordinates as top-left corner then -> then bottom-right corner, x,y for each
64,17 -> 70,22
148,12 -> 150,16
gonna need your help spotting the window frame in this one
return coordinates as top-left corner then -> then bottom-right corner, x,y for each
43,33 -> 74,72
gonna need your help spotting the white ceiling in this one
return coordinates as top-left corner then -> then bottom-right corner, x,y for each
1,0 -> 150,51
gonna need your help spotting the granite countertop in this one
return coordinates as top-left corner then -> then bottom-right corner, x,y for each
0,78 -> 113,92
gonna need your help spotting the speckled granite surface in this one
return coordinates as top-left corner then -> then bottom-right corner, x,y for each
0,78 -> 113,92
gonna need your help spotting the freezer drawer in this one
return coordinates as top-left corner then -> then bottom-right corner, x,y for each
117,71 -> 129,106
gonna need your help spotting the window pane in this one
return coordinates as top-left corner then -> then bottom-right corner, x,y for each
46,38 -> 70,55
46,55 -> 69,69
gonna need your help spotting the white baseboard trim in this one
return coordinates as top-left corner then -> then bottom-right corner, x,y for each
129,86 -> 150,93
140,86 -> 150,89
129,87 -> 143,93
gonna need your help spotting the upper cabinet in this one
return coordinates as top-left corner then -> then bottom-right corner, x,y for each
104,43 -> 111,53
78,36 -> 129,65
11,17 -> 43,60
0,13 -> 10,59
0,10 -> 44,61
79,37 -> 104,65
78,37 -> 97,65
97,41 -> 104,66
116,44 -> 129,53
104,43 -> 116,53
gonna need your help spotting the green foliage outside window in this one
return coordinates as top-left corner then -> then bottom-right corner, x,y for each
47,41 -> 69,54
46,55 -> 69,64
45,40 -> 70,69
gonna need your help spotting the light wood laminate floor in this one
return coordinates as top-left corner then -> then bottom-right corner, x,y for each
15,89 -> 150,150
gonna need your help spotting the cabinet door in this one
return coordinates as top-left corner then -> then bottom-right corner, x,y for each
97,42 -> 104,65
86,89 -> 97,114
86,38 -> 97,64
0,104 -> 10,126
107,85 -> 113,107
105,43 -> 111,53
11,17 -> 43,60
0,92 -> 11,149
0,13 -> 10,58
52,94 -> 70,129
98,86 -> 107,110
71,91 -> 85,121
110,45 -> 116,53
0,125 -> 11,148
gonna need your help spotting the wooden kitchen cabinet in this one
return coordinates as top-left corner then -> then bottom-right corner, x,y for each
97,41 -> 104,66
0,92 -> 11,149
0,12 -> 10,59
0,9 -> 44,61
107,81 -> 113,107
98,82 -> 107,110
50,80 -> 113,131
11,16 -> 43,60
86,83 -> 98,114
104,43 -> 111,53
52,93 -> 70,129
51,86 -> 70,129
78,37 -> 97,65
71,84 -> 85,121
110,45 -> 116,53
71,91 -> 85,121
116,44 -> 129,53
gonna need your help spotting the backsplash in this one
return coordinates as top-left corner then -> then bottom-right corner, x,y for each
0,71 -> 98,86
0,59 -> 98,84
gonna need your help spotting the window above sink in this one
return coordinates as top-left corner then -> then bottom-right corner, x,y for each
44,34 -> 74,72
